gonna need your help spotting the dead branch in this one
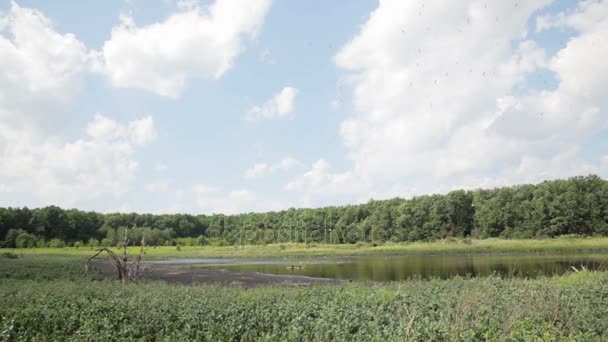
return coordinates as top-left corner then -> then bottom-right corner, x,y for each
85,224 -> 147,283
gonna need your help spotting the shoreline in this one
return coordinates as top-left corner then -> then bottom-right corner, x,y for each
4,237 -> 608,259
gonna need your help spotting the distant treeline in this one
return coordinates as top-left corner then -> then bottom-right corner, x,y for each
1,175 -> 607,248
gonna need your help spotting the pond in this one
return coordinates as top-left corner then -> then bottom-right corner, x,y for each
152,253 -> 608,281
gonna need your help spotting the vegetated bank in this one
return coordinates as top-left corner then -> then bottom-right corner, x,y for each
1,175 -> 608,249
1,255 -> 607,341
7,236 -> 608,259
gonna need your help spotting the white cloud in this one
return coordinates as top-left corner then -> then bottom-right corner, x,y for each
245,86 -> 299,121
284,159 -> 362,194
86,113 -> 158,145
0,3 -> 151,208
192,185 -> 281,214
192,185 -> 258,214
128,116 -> 158,145
0,114 -> 157,206
286,0 -> 608,204
0,2 -> 87,131
243,157 -> 300,179
93,0 -> 272,97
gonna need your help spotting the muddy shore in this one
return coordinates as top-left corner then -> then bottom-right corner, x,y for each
91,260 -> 341,288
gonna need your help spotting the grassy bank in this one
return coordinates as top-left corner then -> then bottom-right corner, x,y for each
1,256 -> 607,341
4,236 -> 608,259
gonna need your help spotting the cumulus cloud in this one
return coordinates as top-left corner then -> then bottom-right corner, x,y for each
245,86 -> 299,121
192,185 -> 281,214
128,116 -> 158,145
284,159 -> 363,194
0,3 -> 158,207
286,0 -> 608,205
93,0 -> 272,97
0,114 -> 157,206
244,157 -> 300,179
0,2 -> 87,131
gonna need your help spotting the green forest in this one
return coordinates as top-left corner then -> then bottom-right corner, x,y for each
2,175 -> 607,248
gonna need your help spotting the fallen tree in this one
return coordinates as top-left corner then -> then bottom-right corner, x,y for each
85,225 -> 147,283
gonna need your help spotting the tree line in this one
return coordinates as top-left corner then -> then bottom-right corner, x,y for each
1,175 -> 607,248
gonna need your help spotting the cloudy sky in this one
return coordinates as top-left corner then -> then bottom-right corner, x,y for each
0,0 -> 607,214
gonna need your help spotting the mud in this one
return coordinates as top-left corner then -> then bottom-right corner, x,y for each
91,260 -> 341,288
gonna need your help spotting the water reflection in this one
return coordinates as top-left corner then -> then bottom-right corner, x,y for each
164,253 -> 608,281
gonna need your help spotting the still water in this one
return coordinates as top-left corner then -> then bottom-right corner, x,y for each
155,253 -> 608,281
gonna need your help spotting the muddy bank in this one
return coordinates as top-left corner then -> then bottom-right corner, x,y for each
90,260 -> 340,288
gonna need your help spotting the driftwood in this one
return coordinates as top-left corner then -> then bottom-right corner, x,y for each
85,225 -> 148,283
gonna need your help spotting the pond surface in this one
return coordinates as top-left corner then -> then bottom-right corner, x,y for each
153,253 -> 608,281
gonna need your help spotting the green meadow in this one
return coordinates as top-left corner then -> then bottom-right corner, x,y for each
6,236 -> 608,259
1,253 -> 608,341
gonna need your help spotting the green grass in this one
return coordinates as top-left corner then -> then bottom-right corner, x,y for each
5,236 -> 608,259
1,256 -> 608,341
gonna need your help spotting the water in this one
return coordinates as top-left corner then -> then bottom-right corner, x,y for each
154,253 -> 608,281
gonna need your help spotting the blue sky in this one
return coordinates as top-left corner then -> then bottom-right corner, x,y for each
0,0 -> 607,214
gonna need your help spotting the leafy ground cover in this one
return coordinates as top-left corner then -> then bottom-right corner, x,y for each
1,255 -> 608,341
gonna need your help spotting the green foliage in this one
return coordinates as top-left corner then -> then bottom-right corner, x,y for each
196,235 -> 208,246
4,228 -> 25,248
1,252 -> 19,259
15,232 -> 35,248
1,175 -> 608,246
1,257 -> 608,341
48,238 -> 65,248
175,237 -> 198,246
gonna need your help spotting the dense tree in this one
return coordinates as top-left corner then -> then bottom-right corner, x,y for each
1,175 -> 608,247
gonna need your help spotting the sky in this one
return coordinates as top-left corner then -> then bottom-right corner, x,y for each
0,0 -> 607,215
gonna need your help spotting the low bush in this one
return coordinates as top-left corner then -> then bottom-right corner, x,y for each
1,252 -> 19,259
48,239 -> 66,248
0,268 -> 607,341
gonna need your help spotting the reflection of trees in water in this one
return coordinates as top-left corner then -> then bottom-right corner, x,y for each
205,254 -> 607,281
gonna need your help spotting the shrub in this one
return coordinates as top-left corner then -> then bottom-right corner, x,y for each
73,241 -> 83,248
87,238 -> 100,247
36,239 -> 47,248
15,233 -> 35,248
196,235 -> 208,246
4,229 -> 25,248
176,244 -> 182,251
1,252 -> 19,259
48,239 -> 66,248
100,238 -> 112,247
175,237 -> 198,246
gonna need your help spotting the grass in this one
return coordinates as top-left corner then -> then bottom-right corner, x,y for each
5,236 -> 608,260
1,255 -> 608,341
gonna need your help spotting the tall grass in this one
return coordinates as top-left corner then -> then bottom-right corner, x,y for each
6,236 -> 608,259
